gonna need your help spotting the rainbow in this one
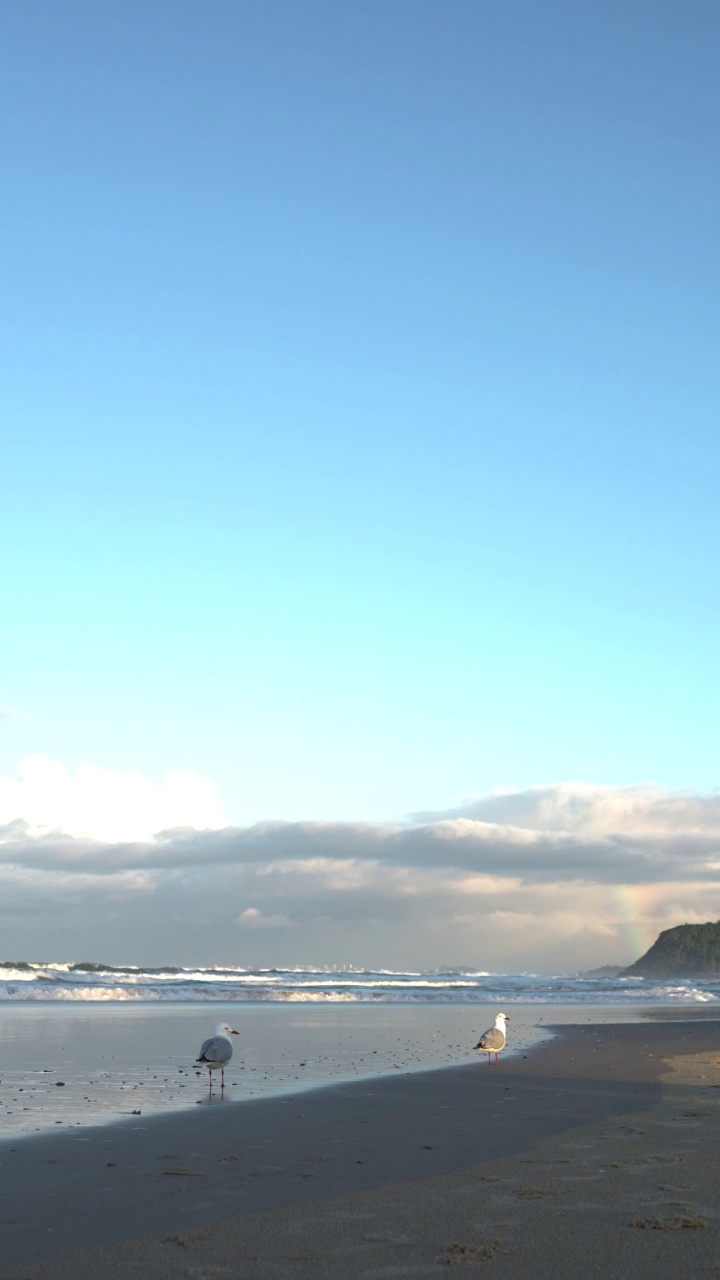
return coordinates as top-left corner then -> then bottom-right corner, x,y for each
612,884 -> 668,964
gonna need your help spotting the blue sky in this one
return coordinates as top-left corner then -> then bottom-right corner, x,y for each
3,0 -> 719,833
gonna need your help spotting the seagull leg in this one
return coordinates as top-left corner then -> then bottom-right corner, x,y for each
208,1069 -> 213,1097
495,1052 -> 499,1065
221,1068 -> 225,1095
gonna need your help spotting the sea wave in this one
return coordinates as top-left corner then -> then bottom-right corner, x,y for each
1,962 -> 719,1005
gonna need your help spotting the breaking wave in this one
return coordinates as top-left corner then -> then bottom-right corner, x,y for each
1,962 -> 719,1005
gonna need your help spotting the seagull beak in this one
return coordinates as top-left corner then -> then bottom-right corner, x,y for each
230,1029 -> 239,1035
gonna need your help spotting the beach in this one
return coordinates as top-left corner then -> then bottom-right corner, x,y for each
3,1016 -> 720,1278
0,1002 -> 549,1135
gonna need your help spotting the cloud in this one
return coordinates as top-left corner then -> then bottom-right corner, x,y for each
2,763 -> 720,969
2,809 -> 718,887
237,907 -> 294,930
413,782 -> 720,836
0,755 -> 225,842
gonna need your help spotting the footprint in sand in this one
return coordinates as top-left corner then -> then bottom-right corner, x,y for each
446,1240 -> 503,1264
629,1215 -> 707,1230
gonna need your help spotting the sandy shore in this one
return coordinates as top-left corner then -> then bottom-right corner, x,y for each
0,1003 -> 549,1134
2,1018 -> 720,1278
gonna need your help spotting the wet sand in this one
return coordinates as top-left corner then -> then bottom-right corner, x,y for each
3,1018 -> 720,1277
1,1001 -> 692,1136
0,1003 -> 549,1134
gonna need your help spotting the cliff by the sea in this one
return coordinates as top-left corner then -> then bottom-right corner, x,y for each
621,921 -> 720,978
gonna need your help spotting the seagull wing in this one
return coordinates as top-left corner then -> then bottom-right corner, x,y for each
196,1035 -> 233,1064
474,1027 -> 505,1051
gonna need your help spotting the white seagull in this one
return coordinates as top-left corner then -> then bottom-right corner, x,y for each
195,1021 -> 239,1095
474,1012 -> 510,1065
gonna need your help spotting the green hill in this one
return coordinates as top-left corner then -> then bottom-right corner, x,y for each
621,921 -> 720,977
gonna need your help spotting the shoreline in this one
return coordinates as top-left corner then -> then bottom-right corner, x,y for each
3,1000 -> 718,1141
0,1001 -> 550,1139
3,1016 -> 720,1276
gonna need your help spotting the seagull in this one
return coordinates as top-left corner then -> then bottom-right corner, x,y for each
474,1012 -> 510,1065
195,1021 -> 239,1095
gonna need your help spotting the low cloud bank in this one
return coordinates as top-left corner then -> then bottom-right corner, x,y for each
1,759 -> 719,969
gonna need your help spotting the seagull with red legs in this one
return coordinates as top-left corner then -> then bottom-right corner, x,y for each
474,1012 -> 510,1065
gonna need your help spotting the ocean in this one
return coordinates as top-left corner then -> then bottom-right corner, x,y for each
1,961 -> 719,1006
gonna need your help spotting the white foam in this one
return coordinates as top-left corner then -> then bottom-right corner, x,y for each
1,962 -> 720,1006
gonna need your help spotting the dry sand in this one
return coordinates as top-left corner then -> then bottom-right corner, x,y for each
2,1019 -> 720,1278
